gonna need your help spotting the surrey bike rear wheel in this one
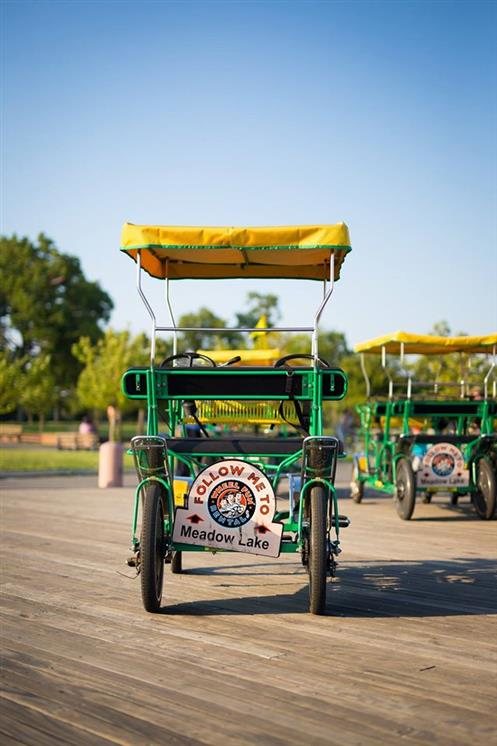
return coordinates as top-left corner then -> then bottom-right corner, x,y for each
307,484 -> 327,615
140,483 -> 166,612
394,457 -> 416,520
473,457 -> 497,520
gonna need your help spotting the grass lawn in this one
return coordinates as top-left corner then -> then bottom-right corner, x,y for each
0,447 -> 135,473
4,420 -> 140,440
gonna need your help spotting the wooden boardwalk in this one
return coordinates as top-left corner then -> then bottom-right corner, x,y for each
1,465 -> 496,745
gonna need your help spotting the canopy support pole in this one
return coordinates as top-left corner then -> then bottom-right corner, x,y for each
311,255 -> 335,361
136,251 -> 157,365
432,360 -> 442,396
381,345 -> 394,399
164,263 -> 178,357
483,344 -> 496,399
399,342 -> 412,399
360,353 -> 371,399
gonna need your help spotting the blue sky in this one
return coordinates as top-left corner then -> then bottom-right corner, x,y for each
2,0 -> 496,348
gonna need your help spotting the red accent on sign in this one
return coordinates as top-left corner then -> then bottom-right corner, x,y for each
187,514 -> 204,524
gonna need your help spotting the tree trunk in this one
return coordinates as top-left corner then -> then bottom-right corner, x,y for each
107,405 -> 121,442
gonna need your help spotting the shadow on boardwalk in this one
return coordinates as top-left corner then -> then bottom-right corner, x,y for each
161,556 -> 497,618
334,486 -> 484,522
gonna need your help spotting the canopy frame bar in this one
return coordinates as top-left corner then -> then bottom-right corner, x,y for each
357,338 -> 497,402
135,248 -> 337,366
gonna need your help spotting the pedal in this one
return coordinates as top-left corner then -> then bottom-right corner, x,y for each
281,534 -> 297,543
333,515 -> 350,528
126,556 -> 137,567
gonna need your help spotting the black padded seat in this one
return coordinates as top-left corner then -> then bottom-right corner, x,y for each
165,437 -> 304,456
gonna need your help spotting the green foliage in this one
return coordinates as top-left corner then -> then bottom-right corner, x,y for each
340,353 -> 391,407
72,329 -> 149,437
409,321 -> 486,396
279,333 -> 311,356
0,352 -> 24,415
155,335 -> 174,364
315,331 -> 351,366
235,292 -> 281,329
19,353 -> 57,421
431,320 -> 451,337
0,233 -> 113,393
275,330 -> 351,366
177,307 -> 242,350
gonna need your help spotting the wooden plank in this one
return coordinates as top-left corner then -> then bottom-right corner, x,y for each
0,695 -> 120,746
1,469 -> 496,745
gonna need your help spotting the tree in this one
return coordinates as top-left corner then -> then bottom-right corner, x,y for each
0,233 -> 113,397
277,330 -> 350,365
235,292 -> 281,329
0,352 -> 23,415
431,320 -> 451,337
72,329 -> 148,440
410,321 -> 484,396
177,308 -> 242,351
18,353 -> 57,429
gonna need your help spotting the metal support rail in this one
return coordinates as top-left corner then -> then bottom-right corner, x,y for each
135,248 -> 337,366
483,344 -> 496,399
165,269 -> 178,357
154,326 -> 314,333
312,254 -> 335,360
136,253 -> 157,363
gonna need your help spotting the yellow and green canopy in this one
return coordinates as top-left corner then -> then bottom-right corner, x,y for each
354,331 -> 497,356
120,222 -> 351,281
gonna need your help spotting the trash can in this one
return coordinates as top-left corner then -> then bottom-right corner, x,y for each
98,440 -> 124,488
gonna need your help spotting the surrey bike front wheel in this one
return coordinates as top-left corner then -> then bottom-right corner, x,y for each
307,484 -> 328,615
140,483 -> 167,613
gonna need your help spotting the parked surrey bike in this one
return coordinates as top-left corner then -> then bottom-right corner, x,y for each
120,222 -> 353,614
350,331 -> 497,520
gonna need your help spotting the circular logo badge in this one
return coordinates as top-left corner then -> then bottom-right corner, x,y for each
207,480 -> 256,527
431,452 -> 455,477
423,442 -> 465,482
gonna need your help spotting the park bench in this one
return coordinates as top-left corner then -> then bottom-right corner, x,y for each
14,431 -> 99,448
0,423 -> 23,443
55,432 -> 99,450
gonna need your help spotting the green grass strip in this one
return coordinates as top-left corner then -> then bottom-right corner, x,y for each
0,448 -> 134,473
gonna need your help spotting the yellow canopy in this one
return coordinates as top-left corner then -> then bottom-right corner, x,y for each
198,349 -> 281,366
120,222 -> 351,281
354,331 -> 497,355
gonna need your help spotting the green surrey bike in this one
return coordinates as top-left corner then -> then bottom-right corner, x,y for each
351,331 -> 497,520
120,222 -> 352,614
